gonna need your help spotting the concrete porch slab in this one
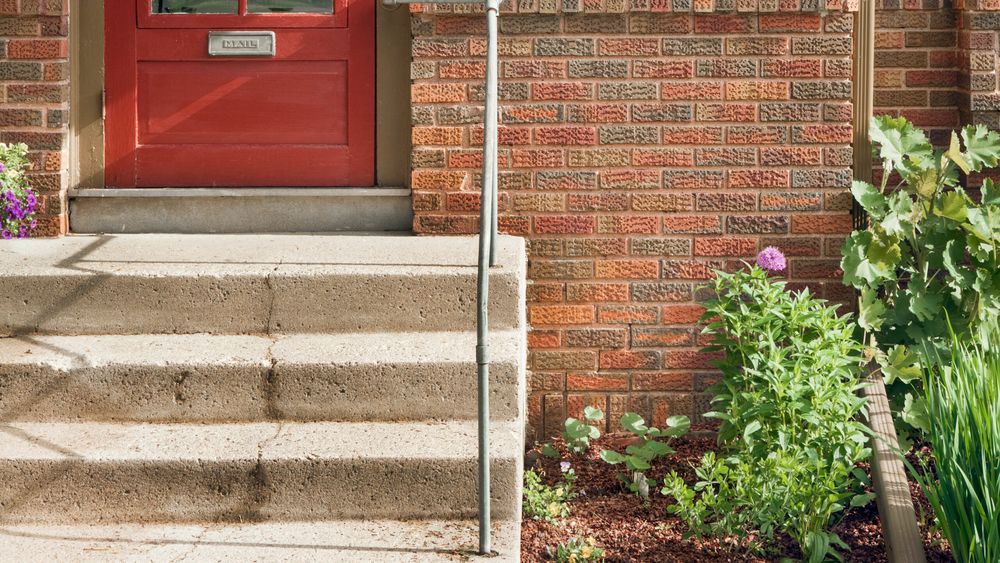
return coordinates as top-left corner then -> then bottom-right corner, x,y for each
0,520 -> 519,562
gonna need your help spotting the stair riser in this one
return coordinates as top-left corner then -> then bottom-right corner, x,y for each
0,272 -> 521,336
0,458 -> 519,524
0,362 -> 521,422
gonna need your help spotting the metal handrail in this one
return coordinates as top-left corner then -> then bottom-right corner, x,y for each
384,0 -> 501,554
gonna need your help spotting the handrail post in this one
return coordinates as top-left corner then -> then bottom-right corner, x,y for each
476,0 -> 501,554
380,0 -> 500,553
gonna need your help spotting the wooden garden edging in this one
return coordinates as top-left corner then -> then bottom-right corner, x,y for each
863,363 -> 927,563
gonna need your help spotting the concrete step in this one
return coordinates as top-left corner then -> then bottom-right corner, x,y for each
0,420 -> 523,524
0,234 -> 525,336
0,332 -> 525,423
0,520 -> 519,562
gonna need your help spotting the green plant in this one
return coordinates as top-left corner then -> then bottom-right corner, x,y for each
663,264 -> 871,563
523,465 -> 577,523
546,536 -> 605,562
908,320 -> 1000,563
564,406 -> 604,454
0,143 -> 38,239
842,116 -> 1000,436
599,412 -> 689,498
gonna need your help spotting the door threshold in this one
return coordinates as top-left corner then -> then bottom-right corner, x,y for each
69,187 -> 413,234
70,187 -> 410,198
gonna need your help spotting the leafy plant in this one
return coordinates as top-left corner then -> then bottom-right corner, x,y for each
547,536 -> 605,562
599,412 -> 689,498
523,465 -> 577,523
564,406 -> 604,454
663,263 -> 871,563
842,116 -> 1000,436
0,143 -> 38,239
907,319 -> 1000,563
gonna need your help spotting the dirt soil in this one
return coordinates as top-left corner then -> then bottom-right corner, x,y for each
521,430 -> 954,562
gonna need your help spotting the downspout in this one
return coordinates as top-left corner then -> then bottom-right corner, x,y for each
383,0 -> 499,554
852,1 -> 927,561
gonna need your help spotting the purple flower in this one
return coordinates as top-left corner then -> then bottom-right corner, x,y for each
1,229 -> 10,240
756,246 -> 787,273
560,461 -> 572,473
0,163 -> 6,173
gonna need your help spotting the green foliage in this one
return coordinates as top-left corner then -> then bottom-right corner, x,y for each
547,536 -> 605,562
908,320 -> 1000,563
523,466 -> 577,523
599,412 -> 689,497
663,266 -> 871,563
0,143 -> 38,238
564,406 -> 604,454
842,116 -> 1000,437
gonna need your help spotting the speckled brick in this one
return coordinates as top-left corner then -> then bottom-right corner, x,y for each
630,237 -> 692,256
631,282 -> 693,302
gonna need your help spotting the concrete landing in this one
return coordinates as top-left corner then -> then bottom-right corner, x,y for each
0,234 -> 525,335
0,520 -> 519,562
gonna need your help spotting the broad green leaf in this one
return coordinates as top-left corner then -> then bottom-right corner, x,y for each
583,405 -> 604,422
541,443 -> 559,458
944,131 -> 971,174
901,393 -> 930,434
961,123 -> 1000,172
662,415 -> 691,437
935,191 -> 968,222
963,207 -> 993,242
850,492 -> 877,508
908,284 -> 943,321
981,177 -> 1000,206
620,412 -> 647,435
858,287 -> 886,332
880,191 -> 914,237
870,116 -> 934,177
943,238 -> 974,291
599,449 -> 626,465
881,345 -> 921,385
850,180 -> 887,219
912,167 -> 939,200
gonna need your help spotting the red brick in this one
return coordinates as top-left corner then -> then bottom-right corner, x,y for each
7,38 -> 66,59
595,260 -> 659,279
661,304 -> 706,324
694,237 -> 758,257
528,330 -> 562,349
411,83 -> 466,103
600,350 -> 660,370
529,305 -> 595,326
791,214 -> 853,234
663,216 -> 723,234
533,215 -> 596,234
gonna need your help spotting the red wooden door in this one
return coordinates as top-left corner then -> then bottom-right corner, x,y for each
105,0 -> 375,187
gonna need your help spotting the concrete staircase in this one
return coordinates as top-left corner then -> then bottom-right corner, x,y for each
0,234 -> 526,561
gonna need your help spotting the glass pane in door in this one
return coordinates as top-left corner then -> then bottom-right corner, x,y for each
152,0 -> 238,12
247,0 -> 332,12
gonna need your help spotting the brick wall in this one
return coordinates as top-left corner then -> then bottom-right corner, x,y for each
875,0 -> 960,147
409,1 -> 858,440
0,0 -> 68,236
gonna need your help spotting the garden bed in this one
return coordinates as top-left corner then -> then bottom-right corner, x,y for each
521,432 -> 953,562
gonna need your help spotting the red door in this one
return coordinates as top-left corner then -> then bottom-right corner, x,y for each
105,0 -> 374,187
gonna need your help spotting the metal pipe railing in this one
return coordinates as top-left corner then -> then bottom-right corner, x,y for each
384,0 -> 500,553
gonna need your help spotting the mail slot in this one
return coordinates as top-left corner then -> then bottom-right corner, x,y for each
208,31 -> 276,57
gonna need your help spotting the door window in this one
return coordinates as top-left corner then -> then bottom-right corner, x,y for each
248,0 -> 332,12
153,0 -> 237,13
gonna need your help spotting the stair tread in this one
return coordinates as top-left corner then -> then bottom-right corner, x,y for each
0,520 -> 519,562
0,331 -> 523,368
0,420 -> 522,461
0,233 -> 524,276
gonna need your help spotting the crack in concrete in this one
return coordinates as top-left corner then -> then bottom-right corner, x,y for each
263,262 -> 281,336
167,524 -> 209,563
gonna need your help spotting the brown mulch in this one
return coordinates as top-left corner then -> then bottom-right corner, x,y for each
521,429 -> 954,562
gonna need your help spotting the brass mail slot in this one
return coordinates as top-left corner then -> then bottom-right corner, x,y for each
208,31 -> 276,57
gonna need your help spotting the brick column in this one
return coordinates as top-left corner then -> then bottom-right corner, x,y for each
409,1 -> 858,440
0,0 -> 69,236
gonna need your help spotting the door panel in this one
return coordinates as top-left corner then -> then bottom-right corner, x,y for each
106,0 -> 373,187
137,61 -> 348,145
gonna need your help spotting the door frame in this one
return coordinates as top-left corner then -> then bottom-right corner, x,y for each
72,0 -> 410,190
